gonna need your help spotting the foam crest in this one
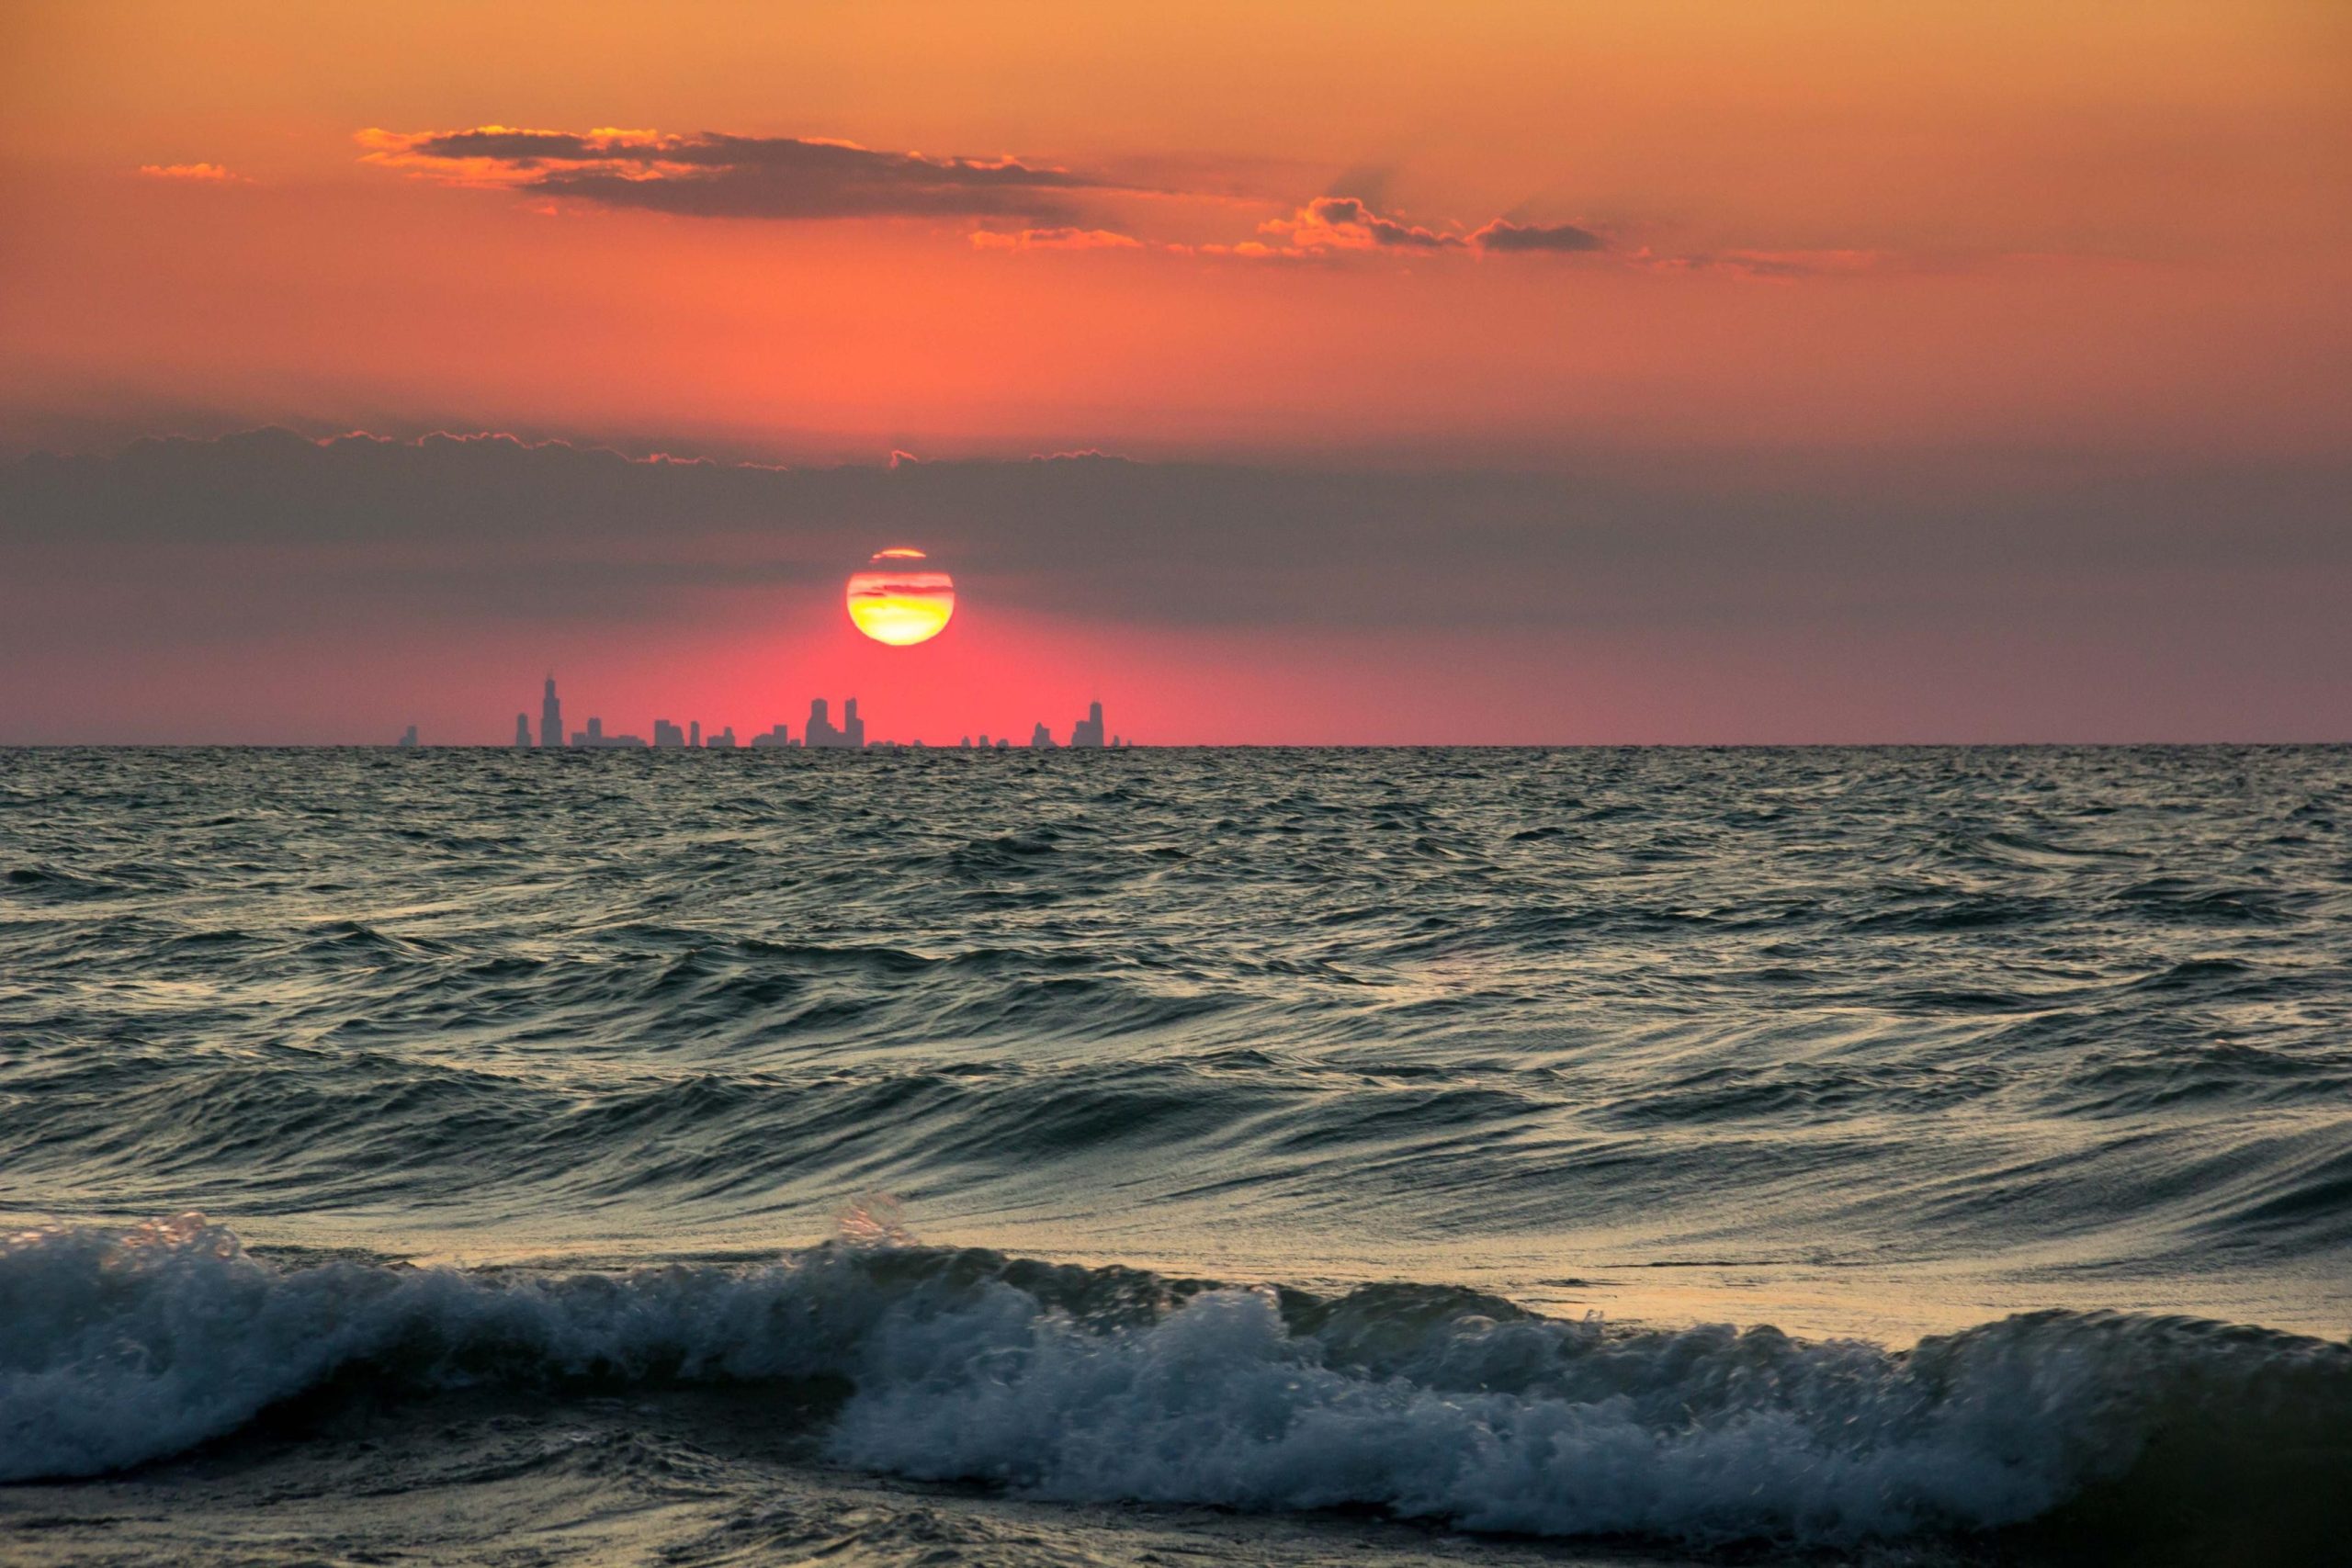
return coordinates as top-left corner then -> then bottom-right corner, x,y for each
4,1217 -> 2346,1549
1,1213 -> 877,1479
835,1288 -> 2085,1540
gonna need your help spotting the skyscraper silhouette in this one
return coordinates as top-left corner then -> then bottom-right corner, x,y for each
506,674 -> 1110,752
570,716 -> 649,747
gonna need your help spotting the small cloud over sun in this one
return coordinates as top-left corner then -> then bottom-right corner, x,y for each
846,548 -> 956,646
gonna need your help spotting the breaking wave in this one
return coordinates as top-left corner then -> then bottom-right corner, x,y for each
6,1214 -> 2346,1549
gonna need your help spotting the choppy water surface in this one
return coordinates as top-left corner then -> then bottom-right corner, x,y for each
4,746 -> 2349,1564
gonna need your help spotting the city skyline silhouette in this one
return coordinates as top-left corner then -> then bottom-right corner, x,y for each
474,678 -> 1127,751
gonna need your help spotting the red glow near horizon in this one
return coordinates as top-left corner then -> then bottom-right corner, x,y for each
0,6 -> 2345,742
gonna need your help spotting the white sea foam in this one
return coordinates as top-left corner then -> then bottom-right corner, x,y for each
2,1216 -> 2344,1547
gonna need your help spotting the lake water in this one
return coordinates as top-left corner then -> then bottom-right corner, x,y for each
4,745 -> 2347,1563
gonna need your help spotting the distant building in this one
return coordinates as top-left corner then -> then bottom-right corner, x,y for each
653,719 -> 684,749
540,676 -> 563,749
396,724 -> 419,748
805,698 -> 865,748
1070,701 -> 1105,749
689,720 -> 701,749
750,723 -> 792,749
707,727 -> 738,750
1030,721 -> 1056,748
960,736 -> 972,749
514,713 -> 531,747
572,716 -> 647,748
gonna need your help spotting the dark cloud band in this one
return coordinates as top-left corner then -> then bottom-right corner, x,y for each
1471,219 -> 1606,254
360,126 -> 1108,223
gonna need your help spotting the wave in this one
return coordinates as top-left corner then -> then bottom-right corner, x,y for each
5,1215 -> 2346,1550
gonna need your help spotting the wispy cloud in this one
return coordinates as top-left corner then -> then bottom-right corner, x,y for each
137,163 -> 247,183
356,125 -> 1116,223
1631,247 -> 1894,279
969,226 -> 1144,252
1470,218 -> 1607,254
1221,196 -> 1608,260
1262,196 -> 1465,252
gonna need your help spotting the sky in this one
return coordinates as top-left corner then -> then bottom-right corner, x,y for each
1,1 -> 2347,743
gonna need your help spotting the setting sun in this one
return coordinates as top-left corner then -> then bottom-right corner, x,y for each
845,548 -> 956,646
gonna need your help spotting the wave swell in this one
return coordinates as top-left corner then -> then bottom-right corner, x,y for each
5,1215 -> 2346,1550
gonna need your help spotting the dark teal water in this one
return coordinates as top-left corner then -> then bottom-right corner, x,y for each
4,747 -> 2349,1563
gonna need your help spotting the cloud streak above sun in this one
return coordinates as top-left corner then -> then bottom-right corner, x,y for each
356,126 -> 1120,222
345,122 -> 1948,281
337,126 -> 1973,284
356,124 -> 1617,263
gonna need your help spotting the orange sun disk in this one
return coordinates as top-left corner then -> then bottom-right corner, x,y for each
846,548 -> 956,646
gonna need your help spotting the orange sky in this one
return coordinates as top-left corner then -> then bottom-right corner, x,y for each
4,1 -> 2346,461
1,3 -> 2347,741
